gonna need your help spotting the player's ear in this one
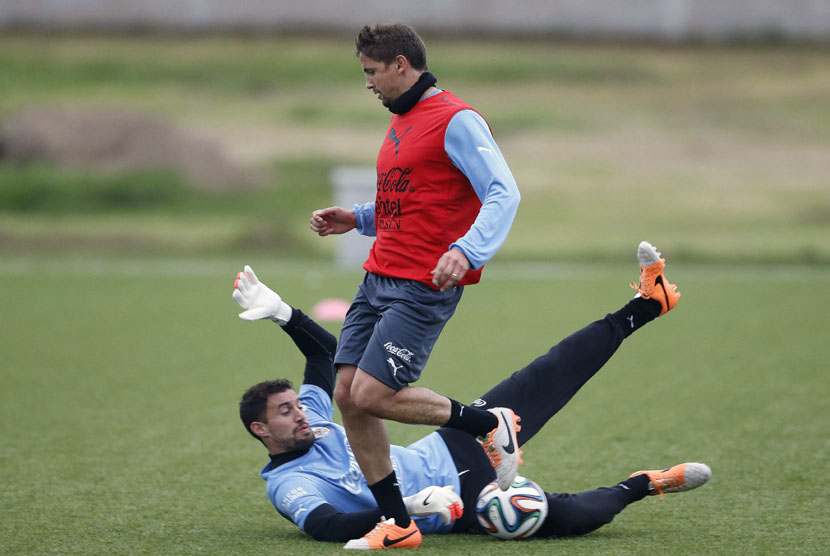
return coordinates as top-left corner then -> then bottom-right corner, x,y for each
394,55 -> 408,73
250,421 -> 269,439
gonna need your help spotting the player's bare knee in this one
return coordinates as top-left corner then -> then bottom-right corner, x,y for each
351,387 -> 385,416
349,368 -> 396,416
334,382 -> 358,413
334,365 -> 358,410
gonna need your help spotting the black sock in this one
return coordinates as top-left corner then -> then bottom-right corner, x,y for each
609,297 -> 662,338
616,474 -> 651,503
368,472 -> 411,527
444,398 -> 499,437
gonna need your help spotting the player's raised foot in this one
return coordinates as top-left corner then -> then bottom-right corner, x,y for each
479,407 -> 523,491
629,462 -> 712,498
343,517 -> 421,550
630,241 -> 680,316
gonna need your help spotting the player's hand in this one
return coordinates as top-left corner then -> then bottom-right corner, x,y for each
403,485 -> 464,525
232,265 -> 291,324
310,206 -> 357,236
430,248 -> 471,292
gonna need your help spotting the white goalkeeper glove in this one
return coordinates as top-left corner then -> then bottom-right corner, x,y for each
232,265 -> 292,325
403,485 -> 464,525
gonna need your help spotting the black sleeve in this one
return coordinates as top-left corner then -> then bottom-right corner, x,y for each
280,308 -> 337,398
302,503 -> 383,542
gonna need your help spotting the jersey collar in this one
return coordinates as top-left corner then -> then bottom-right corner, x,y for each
268,445 -> 312,468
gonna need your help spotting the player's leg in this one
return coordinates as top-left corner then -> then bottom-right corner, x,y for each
434,313 -> 635,528
537,475 -> 651,537
335,366 -> 396,483
333,295 -> 395,487
338,275 -> 466,546
436,309 -> 647,529
537,462 -> 710,537
345,275 -> 464,427
334,364 -> 423,549
470,241 -> 680,446
350,275 -> 500,434
337,365 -> 418,541
334,281 -> 418,539
352,370 -> 452,425
437,427 -> 499,533
336,378 -> 423,550
357,276 -> 521,489
471,315 -> 629,445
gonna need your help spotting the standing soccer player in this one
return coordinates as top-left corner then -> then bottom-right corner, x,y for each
309,23 -> 521,548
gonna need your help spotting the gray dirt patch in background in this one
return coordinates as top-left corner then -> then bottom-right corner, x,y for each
0,107 -> 262,191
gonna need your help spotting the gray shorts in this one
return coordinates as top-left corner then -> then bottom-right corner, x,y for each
334,273 -> 463,390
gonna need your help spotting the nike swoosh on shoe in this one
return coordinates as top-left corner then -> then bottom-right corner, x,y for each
500,413 -> 515,453
383,531 -> 417,547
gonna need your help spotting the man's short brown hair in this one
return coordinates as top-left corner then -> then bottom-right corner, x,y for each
355,23 -> 428,71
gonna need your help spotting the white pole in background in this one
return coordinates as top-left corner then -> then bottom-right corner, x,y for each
331,166 -> 376,269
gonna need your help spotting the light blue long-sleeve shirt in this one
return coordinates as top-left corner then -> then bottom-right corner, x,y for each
353,94 -> 520,270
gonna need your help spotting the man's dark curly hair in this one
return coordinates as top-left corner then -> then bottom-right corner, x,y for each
354,23 -> 428,71
239,379 -> 293,443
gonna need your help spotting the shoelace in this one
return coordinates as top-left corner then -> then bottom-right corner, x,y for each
629,268 -> 648,296
648,471 -> 684,500
630,259 -> 664,298
648,472 -> 666,500
480,434 -> 524,468
362,519 -> 399,543
481,415 -> 525,469
480,434 -> 502,466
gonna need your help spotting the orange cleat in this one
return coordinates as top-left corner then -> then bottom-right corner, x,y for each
630,241 -> 680,316
629,462 -> 712,499
343,517 -> 422,550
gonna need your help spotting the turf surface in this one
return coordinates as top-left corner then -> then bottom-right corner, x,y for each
2,256 -> 827,555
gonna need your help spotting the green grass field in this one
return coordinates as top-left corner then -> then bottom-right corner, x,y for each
2,255 -> 828,555
1,33 -> 828,554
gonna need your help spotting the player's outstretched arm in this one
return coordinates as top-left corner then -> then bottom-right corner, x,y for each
232,265 -> 337,397
232,265 -> 292,324
403,485 -> 464,525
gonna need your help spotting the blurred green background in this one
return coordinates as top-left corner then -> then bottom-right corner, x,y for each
1,33 -> 829,556
1,34 -> 828,262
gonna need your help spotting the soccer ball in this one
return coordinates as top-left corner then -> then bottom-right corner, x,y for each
475,476 -> 548,540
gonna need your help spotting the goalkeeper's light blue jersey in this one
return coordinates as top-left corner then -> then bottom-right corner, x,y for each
261,384 -> 460,534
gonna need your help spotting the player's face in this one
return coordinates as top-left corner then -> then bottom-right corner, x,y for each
359,53 -> 404,108
259,390 -> 314,453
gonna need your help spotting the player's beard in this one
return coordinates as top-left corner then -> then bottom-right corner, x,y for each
293,435 -> 315,452
292,423 -> 315,452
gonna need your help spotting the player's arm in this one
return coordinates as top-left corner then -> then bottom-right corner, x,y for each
302,486 -> 462,542
270,479 -> 383,543
302,504 -> 383,542
282,308 -> 337,398
444,109 -> 521,271
233,265 -> 336,397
